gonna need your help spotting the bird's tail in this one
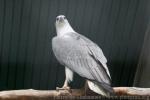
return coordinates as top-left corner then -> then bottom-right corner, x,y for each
87,80 -> 115,97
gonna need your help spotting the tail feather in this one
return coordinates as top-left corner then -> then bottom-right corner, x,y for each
87,80 -> 115,97
99,82 -> 115,96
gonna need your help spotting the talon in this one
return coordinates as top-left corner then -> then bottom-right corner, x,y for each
56,86 -> 71,92
63,86 -> 70,90
63,86 -> 72,93
56,87 -> 61,91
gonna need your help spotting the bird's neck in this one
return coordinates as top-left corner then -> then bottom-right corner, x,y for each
56,23 -> 75,36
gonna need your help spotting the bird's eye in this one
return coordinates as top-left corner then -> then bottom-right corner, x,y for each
64,16 -> 66,19
56,17 -> 59,21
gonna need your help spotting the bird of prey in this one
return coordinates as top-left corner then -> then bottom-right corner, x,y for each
52,15 -> 114,96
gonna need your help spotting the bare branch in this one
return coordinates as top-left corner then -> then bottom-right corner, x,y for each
114,87 -> 150,96
0,87 -> 149,100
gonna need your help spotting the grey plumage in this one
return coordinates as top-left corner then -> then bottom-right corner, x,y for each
52,32 -> 114,95
52,15 -> 114,96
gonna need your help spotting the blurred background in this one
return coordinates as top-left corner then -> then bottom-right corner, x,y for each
0,0 -> 150,90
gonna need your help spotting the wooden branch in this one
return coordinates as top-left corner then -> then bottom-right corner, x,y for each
0,89 -> 85,100
0,87 -> 149,100
114,87 -> 150,96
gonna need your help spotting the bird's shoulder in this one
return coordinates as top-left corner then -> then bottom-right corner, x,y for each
63,32 -> 93,45
52,36 -> 57,43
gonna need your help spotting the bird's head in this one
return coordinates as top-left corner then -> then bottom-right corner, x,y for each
55,15 -> 68,26
55,15 -> 74,36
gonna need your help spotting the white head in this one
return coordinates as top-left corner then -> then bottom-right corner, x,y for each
55,15 -> 75,36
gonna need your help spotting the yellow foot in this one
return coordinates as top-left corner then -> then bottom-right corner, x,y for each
56,86 -> 71,92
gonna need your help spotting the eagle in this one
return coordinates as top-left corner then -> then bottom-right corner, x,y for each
52,15 -> 114,96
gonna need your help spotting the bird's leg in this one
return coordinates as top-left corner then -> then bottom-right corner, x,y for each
56,67 -> 73,91
56,78 -> 70,90
57,78 -> 70,90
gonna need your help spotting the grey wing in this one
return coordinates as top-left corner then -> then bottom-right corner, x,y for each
78,33 -> 111,78
52,33 -> 111,85
68,32 -> 111,79
78,33 -> 107,63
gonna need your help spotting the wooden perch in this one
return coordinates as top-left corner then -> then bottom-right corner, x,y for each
114,87 -> 150,96
0,89 -> 85,100
0,87 -> 149,100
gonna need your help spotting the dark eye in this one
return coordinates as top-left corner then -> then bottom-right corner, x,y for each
64,16 -> 66,19
56,17 -> 59,21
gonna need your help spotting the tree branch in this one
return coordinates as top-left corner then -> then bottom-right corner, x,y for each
114,87 -> 150,96
0,87 -> 149,100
